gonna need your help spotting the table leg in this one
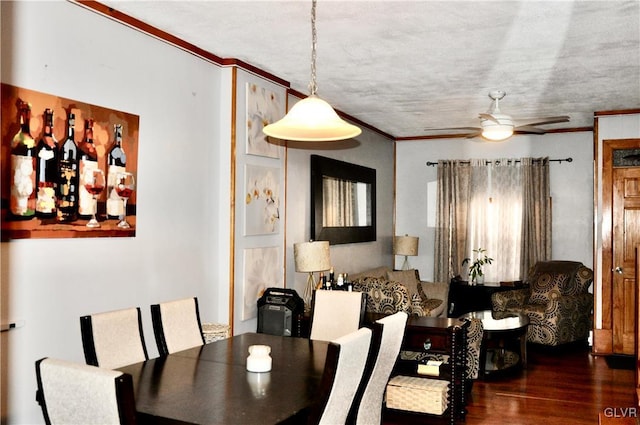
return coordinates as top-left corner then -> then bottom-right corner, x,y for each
520,333 -> 527,369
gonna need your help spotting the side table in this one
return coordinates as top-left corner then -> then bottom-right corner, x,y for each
459,310 -> 529,379
382,315 -> 469,425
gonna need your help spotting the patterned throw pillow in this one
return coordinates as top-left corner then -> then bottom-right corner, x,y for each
387,269 -> 423,303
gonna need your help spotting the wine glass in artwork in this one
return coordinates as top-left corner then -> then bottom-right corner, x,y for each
115,171 -> 135,229
83,168 -> 105,228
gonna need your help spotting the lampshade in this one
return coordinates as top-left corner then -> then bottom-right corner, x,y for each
294,240 -> 331,272
393,235 -> 419,256
263,95 -> 362,142
262,0 -> 361,142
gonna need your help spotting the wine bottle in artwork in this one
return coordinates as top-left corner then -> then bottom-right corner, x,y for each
35,108 -> 59,219
106,124 -> 126,219
57,112 -> 79,222
77,118 -> 99,218
9,99 -> 36,220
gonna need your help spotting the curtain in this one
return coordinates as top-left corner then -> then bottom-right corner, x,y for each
520,157 -> 551,275
434,160 -> 470,281
434,157 -> 551,282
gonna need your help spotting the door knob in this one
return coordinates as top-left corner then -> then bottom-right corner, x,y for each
614,266 -> 623,274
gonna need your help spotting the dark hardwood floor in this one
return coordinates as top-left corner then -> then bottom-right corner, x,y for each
386,343 -> 637,425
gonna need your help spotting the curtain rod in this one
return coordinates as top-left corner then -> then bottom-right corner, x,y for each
425,157 -> 573,166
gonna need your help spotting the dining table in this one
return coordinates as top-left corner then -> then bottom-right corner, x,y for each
118,332 -> 330,424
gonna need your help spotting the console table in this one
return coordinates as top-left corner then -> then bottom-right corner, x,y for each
447,278 -> 524,317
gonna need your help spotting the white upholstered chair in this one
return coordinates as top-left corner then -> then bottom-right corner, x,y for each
35,357 -> 137,425
151,297 -> 205,356
80,307 -> 148,369
351,311 -> 408,425
309,290 -> 366,342
308,327 -> 373,425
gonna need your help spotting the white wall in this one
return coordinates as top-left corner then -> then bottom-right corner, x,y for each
395,132 -> 594,281
0,2 -> 229,423
285,109 -> 395,296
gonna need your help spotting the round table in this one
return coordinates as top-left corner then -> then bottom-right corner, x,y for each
460,309 -> 530,379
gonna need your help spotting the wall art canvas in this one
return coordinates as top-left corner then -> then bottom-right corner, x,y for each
0,83 -> 139,240
245,82 -> 282,159
242,246 -> 281,320
245,164 -> 280,235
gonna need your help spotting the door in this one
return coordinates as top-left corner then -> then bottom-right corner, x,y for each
598,138 -> 640,355
612,167 -> 640,354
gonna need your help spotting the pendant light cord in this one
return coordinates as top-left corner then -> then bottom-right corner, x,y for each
309,0 -> 318,96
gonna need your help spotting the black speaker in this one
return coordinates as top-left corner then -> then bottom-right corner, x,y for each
257,288 -> 304,337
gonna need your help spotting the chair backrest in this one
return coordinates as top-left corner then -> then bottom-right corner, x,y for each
80,307 -> 148,369
308,327 -> 373,425
35,357 -> 137,425
352,311 -> 408,425
151,297 -> 205,356
464,317 -> 484,380
310,291 -> 366,342
526,261 -> 592,303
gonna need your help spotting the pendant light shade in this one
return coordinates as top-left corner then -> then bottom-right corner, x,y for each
263,95 -> 361,142
262,0 -> 361,142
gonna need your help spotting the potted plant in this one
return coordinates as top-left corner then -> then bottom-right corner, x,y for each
462,248 -> 493,284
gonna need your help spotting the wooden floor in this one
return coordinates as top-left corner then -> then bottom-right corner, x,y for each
386,343 -> 638,425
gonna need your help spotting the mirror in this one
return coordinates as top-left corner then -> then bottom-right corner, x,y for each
311,155 -> 376,245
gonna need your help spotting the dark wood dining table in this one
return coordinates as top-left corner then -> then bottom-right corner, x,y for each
118,333 -> 329,424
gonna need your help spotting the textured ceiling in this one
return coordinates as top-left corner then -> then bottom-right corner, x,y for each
98,0 -> 640,139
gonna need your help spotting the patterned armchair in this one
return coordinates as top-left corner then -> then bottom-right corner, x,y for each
491,261 -> 593,346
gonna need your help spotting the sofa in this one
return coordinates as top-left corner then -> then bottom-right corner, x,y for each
491,260 -> 593,346
349,266 -> 449,317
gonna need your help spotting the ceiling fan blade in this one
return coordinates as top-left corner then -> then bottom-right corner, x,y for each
478,113 -> 500,124
425,127 -> 481,132
515,116 -> 570,127
514,125 -> 546,134
465,131 -> 482,139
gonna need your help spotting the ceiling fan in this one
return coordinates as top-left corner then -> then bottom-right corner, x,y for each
433,90 -> 570,141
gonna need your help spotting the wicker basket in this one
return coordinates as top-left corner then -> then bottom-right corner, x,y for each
386,375 -> 449,415
202,323 -> 231,343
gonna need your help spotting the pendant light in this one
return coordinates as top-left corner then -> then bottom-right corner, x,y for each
263,0 -> 361,142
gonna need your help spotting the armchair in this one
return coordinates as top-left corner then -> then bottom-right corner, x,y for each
491,261 -> 593,346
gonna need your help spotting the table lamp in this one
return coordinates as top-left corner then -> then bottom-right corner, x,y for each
294,240 -> 331,310
393,235 -> 419,270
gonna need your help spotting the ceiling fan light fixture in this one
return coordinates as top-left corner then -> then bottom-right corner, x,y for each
262,0 -> 361,142
263,95 -> 362,141
481,122 -> 514,141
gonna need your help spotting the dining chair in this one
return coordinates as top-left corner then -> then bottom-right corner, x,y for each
309,290 -> 366,342
80,307 -> 148,369
35,357 -> 137,425
151,297 -> 205,356
308,327 -> 373,425
350,311 -> 408,425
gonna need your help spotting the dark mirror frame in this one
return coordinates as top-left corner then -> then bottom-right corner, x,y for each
310,155 -> 376,245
